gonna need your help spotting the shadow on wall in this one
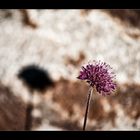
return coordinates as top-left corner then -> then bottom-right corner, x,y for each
18,64 -> 54,93
17,64 -> 54,130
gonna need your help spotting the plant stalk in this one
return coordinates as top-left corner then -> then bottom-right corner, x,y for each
83,87 -> 93,131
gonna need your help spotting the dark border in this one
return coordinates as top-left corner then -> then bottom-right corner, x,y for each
0,0 -> 140,9
0,131 -> 140,140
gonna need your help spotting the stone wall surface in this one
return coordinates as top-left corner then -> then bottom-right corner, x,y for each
0,10 -> 140,130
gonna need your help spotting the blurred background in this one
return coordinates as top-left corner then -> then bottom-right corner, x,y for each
0,9 -> 140,130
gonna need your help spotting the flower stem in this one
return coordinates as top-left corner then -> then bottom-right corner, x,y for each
83,87 -> 93,131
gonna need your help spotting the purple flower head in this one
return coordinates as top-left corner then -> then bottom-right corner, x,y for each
77,60 -> 116,96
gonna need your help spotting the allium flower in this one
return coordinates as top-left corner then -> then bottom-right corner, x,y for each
77,60 -> 116,96
78,60 -> 117,130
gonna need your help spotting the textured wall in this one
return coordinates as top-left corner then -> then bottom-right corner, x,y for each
0,10 -> 140,130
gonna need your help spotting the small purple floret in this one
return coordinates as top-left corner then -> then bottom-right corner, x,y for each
77,60 -> 116,96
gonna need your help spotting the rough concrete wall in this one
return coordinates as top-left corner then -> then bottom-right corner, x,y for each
0,10 -> 140,130
0,10 -> 140,88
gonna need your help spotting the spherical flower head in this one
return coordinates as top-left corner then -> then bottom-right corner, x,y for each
77,60 -> 116,96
